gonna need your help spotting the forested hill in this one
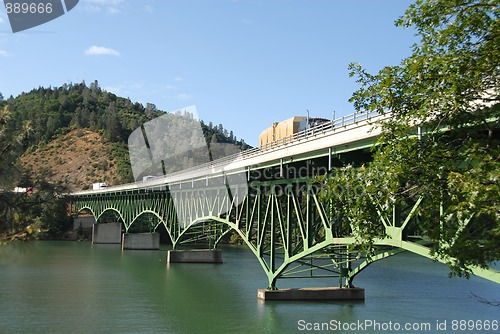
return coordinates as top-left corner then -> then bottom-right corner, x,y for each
1,81 -> 250,190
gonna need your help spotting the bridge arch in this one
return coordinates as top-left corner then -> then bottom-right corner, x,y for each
73,200 -> 126,226
128,210 -> 175,243
68,109 -> 500,289
96,207 -> 126,225
70,179 -> 428,289
75,206 -> 96,220
176,215 -> 275,283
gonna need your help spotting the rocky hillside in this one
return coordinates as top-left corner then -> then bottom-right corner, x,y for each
3,81 -> 250,192
20,129 -> 121,191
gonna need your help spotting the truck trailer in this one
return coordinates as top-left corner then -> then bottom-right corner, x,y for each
92,182 -> 107,190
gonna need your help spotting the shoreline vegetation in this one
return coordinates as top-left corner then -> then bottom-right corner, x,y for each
0,81 -> 249,245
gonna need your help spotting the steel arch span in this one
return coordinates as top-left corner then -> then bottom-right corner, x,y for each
70,174 -> 500,290
69,110 -> 500,290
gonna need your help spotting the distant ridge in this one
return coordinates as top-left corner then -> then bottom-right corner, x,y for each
2,81 -> 250,190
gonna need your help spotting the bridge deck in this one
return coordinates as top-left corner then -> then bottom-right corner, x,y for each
73,112 -> 386,195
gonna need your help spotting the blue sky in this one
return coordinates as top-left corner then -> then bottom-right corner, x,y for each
0,0 -> 417,146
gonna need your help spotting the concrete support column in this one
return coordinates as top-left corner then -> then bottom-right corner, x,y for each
167,249 -> 223,263
122,233 -> 160,250
257,287 -> 365,301
73,215 -> 95,230
92,223 -> 122,244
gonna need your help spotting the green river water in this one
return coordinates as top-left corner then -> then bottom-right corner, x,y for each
0,241 -> 498,333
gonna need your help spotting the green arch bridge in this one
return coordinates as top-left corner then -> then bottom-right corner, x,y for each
69,112 -> 500,294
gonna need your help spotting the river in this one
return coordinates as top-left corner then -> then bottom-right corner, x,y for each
0,241 -> 498,333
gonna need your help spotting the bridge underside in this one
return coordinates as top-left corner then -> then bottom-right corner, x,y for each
68,112 -> 500,292
70,166 -> 500,290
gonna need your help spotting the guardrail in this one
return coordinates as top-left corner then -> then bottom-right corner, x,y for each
258,110 -> 379,151
72,110 -> 381,195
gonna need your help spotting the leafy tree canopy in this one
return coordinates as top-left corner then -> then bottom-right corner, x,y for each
321,0 -> 499,277
0,105 -> 31,190
0,105 -> 56,242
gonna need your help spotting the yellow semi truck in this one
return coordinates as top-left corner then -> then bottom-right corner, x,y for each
259,116 -> 330,148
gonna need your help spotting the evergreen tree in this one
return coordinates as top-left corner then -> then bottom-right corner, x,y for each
4,80 -> 251,192
145,103 -> 157,118
105,102 -> 124,142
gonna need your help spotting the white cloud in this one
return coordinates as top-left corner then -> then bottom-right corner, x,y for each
0,13 -> 4,24
0,50 -> 11,57
84,45 -> 120,56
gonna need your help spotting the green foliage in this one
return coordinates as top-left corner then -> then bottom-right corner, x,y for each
228,230 -> 244,245
318,165 -> 389,255
201,120 -> 250,153
0,106 -> 31,191
23,178 -> 73,239
0,106 -> 70,241
2,80 -> 251,240
111,142 -> 134,183
6,81 -> 159,147
321,0 -> 499,276
6,81 -> 250,185
0,179 -> 73,242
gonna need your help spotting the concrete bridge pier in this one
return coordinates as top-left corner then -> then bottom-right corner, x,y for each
122,232 -> 160,250
167,249 -> 223,263
92,223 -> 122,244
257,287 -> 365,301
73,215 -> 95,230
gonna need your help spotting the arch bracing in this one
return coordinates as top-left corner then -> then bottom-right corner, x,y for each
70,175 -> 500,290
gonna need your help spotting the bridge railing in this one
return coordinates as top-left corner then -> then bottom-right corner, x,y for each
73,110 -> 382,195
147,110 -> 381,178
257,110 -> 380,152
